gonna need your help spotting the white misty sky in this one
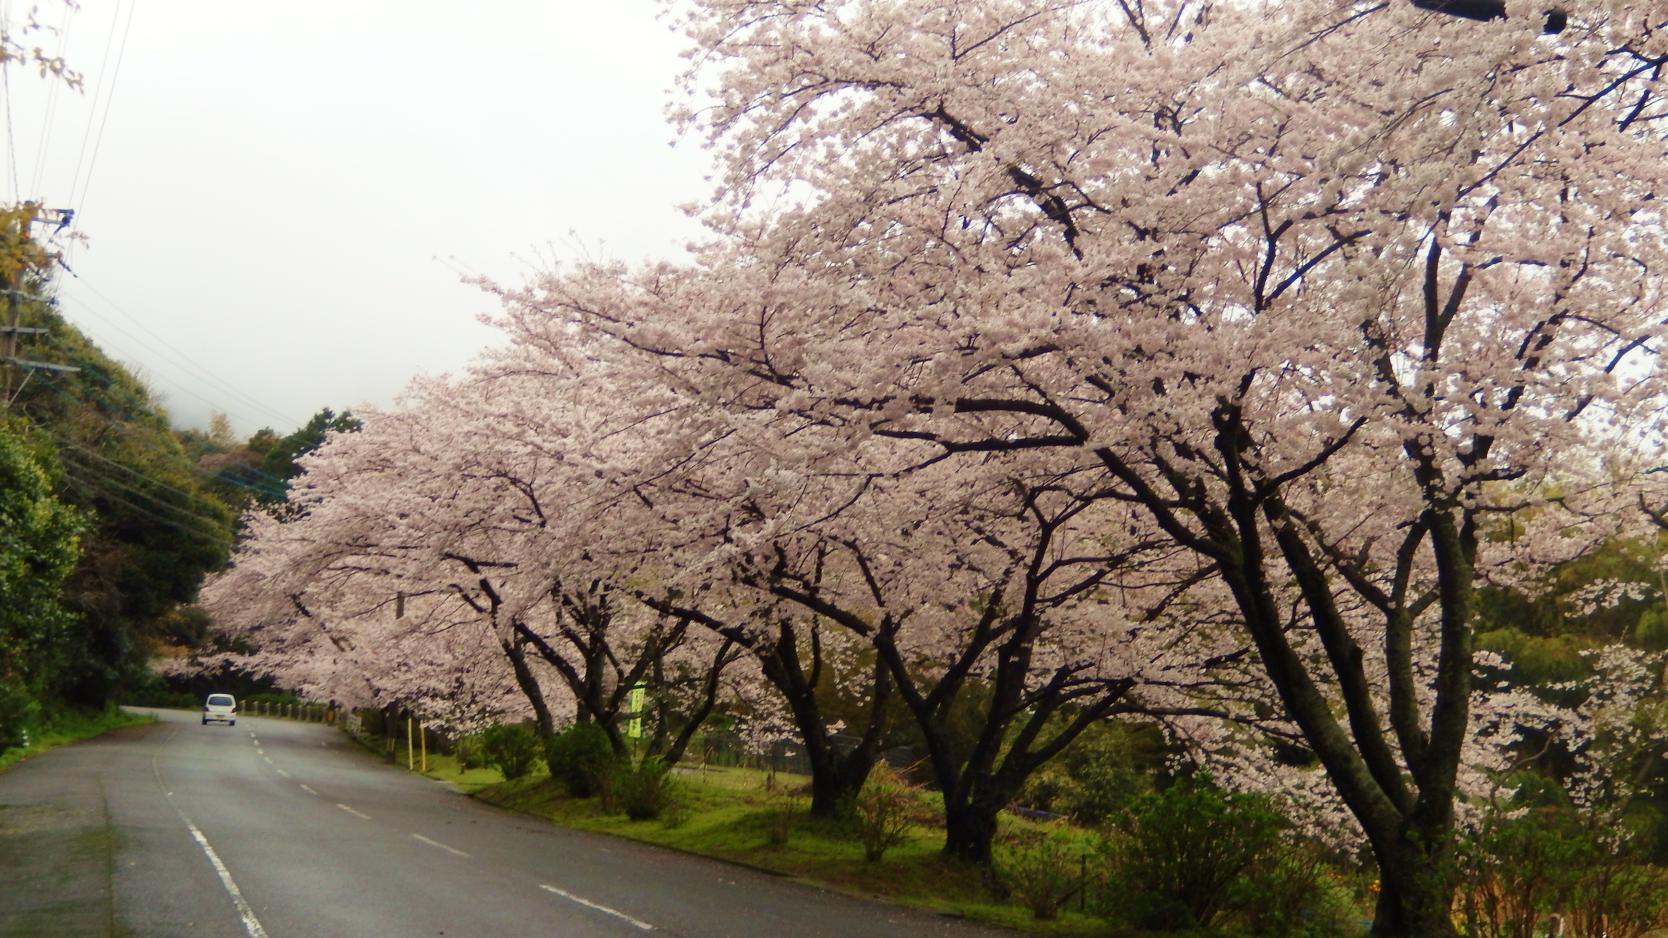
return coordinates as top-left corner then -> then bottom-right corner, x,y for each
7,1 -> 711,435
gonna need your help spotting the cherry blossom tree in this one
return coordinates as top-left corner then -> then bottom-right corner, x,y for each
500,1 -> 1668,931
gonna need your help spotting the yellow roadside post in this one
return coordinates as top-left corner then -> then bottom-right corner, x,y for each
406,717 -> 415,771
420,722 -> 428,773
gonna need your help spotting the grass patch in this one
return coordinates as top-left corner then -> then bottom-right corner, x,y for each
469,763 -> 1110,935
0,705 -> 155,773
418,750 -> 528,795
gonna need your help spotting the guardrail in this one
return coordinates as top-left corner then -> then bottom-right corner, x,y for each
246,700 -> 338,724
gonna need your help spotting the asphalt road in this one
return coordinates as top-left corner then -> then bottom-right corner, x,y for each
0,709 -> 1009,938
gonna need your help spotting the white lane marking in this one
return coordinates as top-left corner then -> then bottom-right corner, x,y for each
248,731 -> 256,739
412,833 -> 471,858
299,784 -> 319,796
274,768 -> 290,779
151,756 -> 268,938
539,884 -> 654,931
336,803 -> 371,820
184,818 -> 270,938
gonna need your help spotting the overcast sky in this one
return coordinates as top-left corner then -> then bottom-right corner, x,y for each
8,1 -> 711,436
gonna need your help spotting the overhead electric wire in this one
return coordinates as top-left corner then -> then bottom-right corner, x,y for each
29,369 -> 300,499
69,0 -> 133,219
48,423 -> 234,509
60,282 -> 307,429
26,392 -> 240,536
56,290 -> 306,432
3,43 -> 19,201
64,0 -> 120,212
57,445 -> 233,535
56,468 -> 231,550
29,0 -> 73,197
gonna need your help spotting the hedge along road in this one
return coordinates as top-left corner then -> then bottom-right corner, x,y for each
0,708 -> 1009,938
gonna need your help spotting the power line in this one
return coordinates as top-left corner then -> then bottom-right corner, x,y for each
69,0 -> 133,219
29,0 -> 74,197
60,281 -> 307,429
58,445 -> 233,535
56,291 -> 305,432
28,367 -> 297,497
3,52 -> 19,201
56,467 -> 231,550
65,0 -> 121,213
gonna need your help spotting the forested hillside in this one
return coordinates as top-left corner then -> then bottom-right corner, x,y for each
0,207 -> 352,749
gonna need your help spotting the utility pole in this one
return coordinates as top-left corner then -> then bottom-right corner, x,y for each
2,207 -> 79,406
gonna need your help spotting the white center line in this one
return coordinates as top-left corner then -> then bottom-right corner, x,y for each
152,756 -> 268,938
274,768 -> 290,779
184,819 -> 269,938
299,784 -> 319,796
412,833 -> 471,858
336,803 -> 371,820
539,884 -> 654,931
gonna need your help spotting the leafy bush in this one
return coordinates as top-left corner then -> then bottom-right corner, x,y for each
1634,607 -> 1668,652
0,681 -> 38,751
609,757 -> 680,821
1103,776 -> 1288,930
997,829 -> 1089,920
852,770 -> 915,862
1239,849 -> 1366,937
453,732 -> 488,770
765,797 -> 797,846
1566,860 -> 1668,938
1475,627 -> 1595,687
1019,722 -> 1160,824
544,721 -> 617,797
1460,810 -> 1668,938
480,723 -> 541,780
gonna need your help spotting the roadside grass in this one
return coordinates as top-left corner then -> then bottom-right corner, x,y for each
407,750 -> 509,794
0,706 -> 155,773
456,761 -> 1112,936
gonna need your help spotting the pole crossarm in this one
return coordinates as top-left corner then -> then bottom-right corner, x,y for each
2,357 -> 79,373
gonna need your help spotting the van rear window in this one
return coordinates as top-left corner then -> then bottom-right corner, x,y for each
207,695 -> 235,707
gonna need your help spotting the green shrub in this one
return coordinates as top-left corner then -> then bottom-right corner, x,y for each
609,758 -> 680,821
1460,810 -> 1668,938
852,770 -> 915,862
1240,848 -> 1366,937
1019,723 -> 1159,824
480,723 -> 540,780
544,721 -> 617,797
1475,627 -> 1595,686
1633,608 -> 1668,652
997,829 -> 1090,921
0,681 -> 39,751
453,732 -> 488,770
1566,859 -> 1668,938
1104,776 -> 1288,931
765,797 -> 797,846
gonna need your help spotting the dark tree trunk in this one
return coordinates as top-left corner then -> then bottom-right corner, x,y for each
942,799 -> 1002,864
764,625 -> 891,818
502,633 -> 555,739
806,748 -> 879,816
1371,823 -> 1460,937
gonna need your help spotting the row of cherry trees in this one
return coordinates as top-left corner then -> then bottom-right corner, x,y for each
203,2 -> 1668,934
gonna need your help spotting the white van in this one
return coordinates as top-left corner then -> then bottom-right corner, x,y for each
202,693 -> 238,726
